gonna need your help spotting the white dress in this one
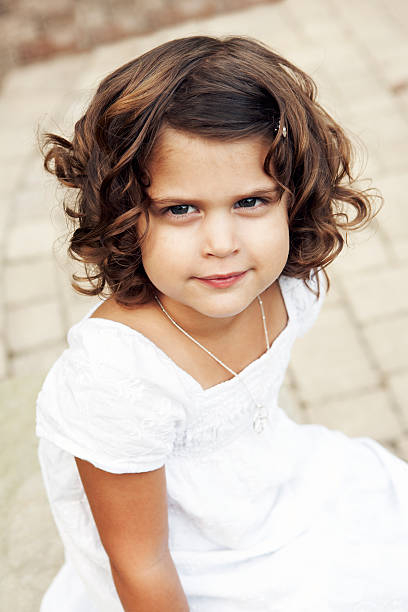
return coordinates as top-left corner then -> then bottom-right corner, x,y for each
36,272 -> 408,612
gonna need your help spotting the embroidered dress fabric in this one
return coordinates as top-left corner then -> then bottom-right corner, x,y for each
36,271 -> 408,612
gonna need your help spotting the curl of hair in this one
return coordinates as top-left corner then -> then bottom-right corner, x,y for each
41,35 -> 381,306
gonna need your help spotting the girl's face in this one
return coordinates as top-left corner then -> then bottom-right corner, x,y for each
139,127 -> 289,320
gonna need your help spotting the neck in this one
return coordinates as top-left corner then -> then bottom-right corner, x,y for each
155,290 -> 267,345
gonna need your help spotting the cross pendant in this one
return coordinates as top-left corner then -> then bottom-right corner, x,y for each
253,406 -> 268,434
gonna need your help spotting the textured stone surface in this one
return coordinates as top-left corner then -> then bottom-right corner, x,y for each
340,264 -> 408,324
5,219 -> 57,261
0,340 -> 7,380
388,373 -> 408,428
0,0 -> 280,82
290,305 -> 377,404
6,300 -> 64,353
362,314 -> 408,376
305,388 -> 403,447
0,374 -> 64,612
9,342 -> 67,378
329,221 -> 391,278
4,259 -> 58,305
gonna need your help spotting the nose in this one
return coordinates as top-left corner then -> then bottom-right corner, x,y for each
202,212 -> 239,258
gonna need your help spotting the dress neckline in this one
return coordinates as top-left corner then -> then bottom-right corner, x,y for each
75,275 -> 295,394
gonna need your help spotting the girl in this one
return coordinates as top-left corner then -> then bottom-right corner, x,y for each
36,36 -> 408,611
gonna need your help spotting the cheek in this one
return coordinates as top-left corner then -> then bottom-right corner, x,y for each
139,223 -> 191,280
250,217 -> 289,262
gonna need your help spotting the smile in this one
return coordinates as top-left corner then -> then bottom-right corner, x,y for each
195,271 -> 247,288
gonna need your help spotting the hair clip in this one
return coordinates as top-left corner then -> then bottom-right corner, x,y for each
278,119 -> 287,138
274,118 -> 287,138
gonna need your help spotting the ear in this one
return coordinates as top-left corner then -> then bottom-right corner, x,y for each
140,169 -> 151,187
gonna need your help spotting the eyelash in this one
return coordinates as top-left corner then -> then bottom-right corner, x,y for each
163,197 -> 269,219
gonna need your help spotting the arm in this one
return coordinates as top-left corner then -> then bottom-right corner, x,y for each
75,458 -> 189,612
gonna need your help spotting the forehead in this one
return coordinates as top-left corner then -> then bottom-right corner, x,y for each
146,127 -> 274,196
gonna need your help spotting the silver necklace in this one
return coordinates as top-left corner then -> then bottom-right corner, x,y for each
154,295 -> 270,434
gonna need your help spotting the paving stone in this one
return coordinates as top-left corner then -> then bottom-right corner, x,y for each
0,124 -> 38,162
371,40 -> 408,91
6,300 -> 64,354
341,74 -> 386,109
4,258 -> 58,305
13,181 -> 59,224
375,172 -> 408,244
340,264 -> 408,323
362,314 -> 408,376
0,373 -> 63,612
346,91 -> 402,127
330,225 -> 390,277
385,0 -> 408,27
0,92 -> 62,134
305,388 -> 403,444
0,201 -> 9,250
2,53 -> 87,95
344,102 -> 408,173
55,256 -> 101,328
290,305 -> 377,404
54,89 -> 93,135
0,374 -> 46,498
323,42 -> 374,85
0,340 -> 7,380
393,239 -> 408,263
388,372 -> 408,428
381,139 -> 408,174
322,274 -> 342,307
333,0 -> 405,50
358,154 -> 384,183
21,153 -> 49,189
299,19 -> 348,47
64,294 -> 100,330
10,342 -> 67,378
286,0 -> 334,19
5,218 -> 57,261
0,160 -> 22,196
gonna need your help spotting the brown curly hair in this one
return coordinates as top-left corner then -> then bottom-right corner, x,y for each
41,35 -> 380,306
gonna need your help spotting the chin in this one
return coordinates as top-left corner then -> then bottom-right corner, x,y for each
193,296 -> 254,319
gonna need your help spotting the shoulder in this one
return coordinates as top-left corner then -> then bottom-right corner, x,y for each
37,301 -> 189,435
36,309 -> 187,473
64,304 -> 187,403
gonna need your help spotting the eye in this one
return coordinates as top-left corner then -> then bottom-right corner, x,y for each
234,197 -> 265,209
167,204 -> 197,216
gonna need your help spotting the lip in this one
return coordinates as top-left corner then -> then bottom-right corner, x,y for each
199,271 -> 246,280
195,270 -> 248,288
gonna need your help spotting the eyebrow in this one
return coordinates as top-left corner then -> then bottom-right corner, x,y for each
148,186 -> 280,207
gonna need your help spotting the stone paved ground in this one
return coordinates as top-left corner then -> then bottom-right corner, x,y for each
1,0 -> 408,609
0,0 -> 279,81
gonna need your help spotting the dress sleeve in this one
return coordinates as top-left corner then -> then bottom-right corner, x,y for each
295,267 -> 327,337
36,335 -> 186,474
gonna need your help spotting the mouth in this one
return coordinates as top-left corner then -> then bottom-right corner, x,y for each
194,270 -> 248,288
199,271 -> 246,280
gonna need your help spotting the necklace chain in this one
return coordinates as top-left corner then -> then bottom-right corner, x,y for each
154,294 -> 270,434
